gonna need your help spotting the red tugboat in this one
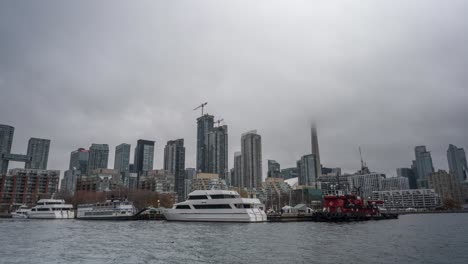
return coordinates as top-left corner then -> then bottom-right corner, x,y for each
315,190 -> 398,222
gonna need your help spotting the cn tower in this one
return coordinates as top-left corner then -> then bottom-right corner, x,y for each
311,123 -> 322,178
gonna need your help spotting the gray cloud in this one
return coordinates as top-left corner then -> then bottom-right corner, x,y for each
1,0 -> 467,176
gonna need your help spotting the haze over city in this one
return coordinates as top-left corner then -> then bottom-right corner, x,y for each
1,1 -> 467,176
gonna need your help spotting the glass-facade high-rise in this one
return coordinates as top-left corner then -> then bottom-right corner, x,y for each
25,138 -> 50,170
114,143 -> 131,173
396,167 -> 417,189
196,114 -> 214,173
241,131 -> 262,189
87,144 -> 109,173
69,148 -> 89,175
0,124 -> 14,174
164,139 -> 185,201
447,144 -> 467,182
206,125 -> 228,180
413,146 -> 434,188
267,160 -> 281,178
232,152 -> 242,187
298,154 -> 318,188
134,140 -> 155,176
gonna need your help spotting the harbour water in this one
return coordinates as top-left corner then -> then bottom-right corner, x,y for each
0,213 -> 467,264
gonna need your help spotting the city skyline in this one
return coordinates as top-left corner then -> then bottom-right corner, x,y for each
1,120 -> 467,178
1,1 -> 467,176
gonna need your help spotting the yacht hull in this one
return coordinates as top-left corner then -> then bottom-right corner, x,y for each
28,211 -> 75,219
164,209 -> 267,222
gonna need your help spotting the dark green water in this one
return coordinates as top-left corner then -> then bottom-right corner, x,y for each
1,214 -> 467,264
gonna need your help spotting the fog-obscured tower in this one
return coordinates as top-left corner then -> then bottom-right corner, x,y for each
196,114 -> 214,173
25,138 -> 50,170
311,124 -> 322,178
241,131 -> 262,189
164,139 -> 185,201
0,124 -> 14,174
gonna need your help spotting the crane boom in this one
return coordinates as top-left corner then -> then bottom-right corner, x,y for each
193,102 -> 208,116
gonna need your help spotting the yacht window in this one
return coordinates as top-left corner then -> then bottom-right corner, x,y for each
38,208 -> 50,211
235,204 -> 253,209
175,205 -> 191,209
32,208 -> 37,211
188,195 -> 208,200
210,195 -> 237,199
193,204 -> 231,209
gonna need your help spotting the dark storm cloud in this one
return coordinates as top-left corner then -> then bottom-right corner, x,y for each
1,0 -> 467,176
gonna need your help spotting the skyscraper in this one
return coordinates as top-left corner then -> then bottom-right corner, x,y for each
164,139 -> 185,201
134,139 -> 155,176
298,154 -> 318,188
207,125 -> 228,180
396,168 -> 417,189
0,124 -> 14,174
447,144 -> 467,182
267,160 -> 281,178
232,152 -> 242,187
88,144 -> 109,173
114,143 -> 131,173
241,130 -> 262,189
196,114 -> 214,173
311,124 -> 322,178
69,148 -> 89,175
25,138 -> 50,170
413,146 -> 434,188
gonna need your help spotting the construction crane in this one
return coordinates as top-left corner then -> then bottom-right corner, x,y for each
193,102 -> 208,116
215,118 -> 224,127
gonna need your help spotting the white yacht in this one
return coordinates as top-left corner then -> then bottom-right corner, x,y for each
11,205 -> 30,219
28,199 -> 74,219
77,199 -> 137,220
163,190 -> 267,222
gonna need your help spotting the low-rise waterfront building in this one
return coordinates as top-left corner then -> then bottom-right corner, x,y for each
76,169 -> 120,192
0,168 -> 60,210
139,170 -> 175,193
190,173 -> 227,193
372,189 -> 441,209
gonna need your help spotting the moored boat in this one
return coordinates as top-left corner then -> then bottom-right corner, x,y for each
11,205 -> 30,219
163,190 -> 267,222
77,199 -> 137,220
28,199 -> 74,219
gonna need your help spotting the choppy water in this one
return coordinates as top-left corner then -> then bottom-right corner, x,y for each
1,214 -> 467,264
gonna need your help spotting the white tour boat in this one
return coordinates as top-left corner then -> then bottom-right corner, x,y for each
77,199 -> 137,220
28,199 -> 74,219
163,190 -> 267,222
11,205 -> 30,219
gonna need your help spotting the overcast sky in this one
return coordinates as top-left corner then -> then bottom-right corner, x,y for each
1,1 -> 467,177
